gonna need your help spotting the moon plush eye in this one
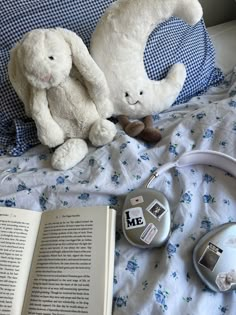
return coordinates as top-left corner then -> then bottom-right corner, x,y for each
48,56 -> 54,60
125,92 -> 129,97
139,91 -> 143,95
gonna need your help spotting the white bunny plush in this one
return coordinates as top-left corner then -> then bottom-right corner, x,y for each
8,28 -> 117,170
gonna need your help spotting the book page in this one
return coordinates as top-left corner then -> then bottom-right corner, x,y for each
0,207 -> 41,315
22,206 -> 116,315
104,209 -> 116,315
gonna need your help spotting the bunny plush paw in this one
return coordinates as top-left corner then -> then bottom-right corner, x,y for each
51,138 -> 88,170
89,119 -> 117,146
37,122 -> 65,148
96,99 -> 114,119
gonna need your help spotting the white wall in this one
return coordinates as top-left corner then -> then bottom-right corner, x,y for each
199,0 -> 236,26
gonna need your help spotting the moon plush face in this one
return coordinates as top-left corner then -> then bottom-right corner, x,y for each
113,77 -> 168,118
114,78 -> 150,117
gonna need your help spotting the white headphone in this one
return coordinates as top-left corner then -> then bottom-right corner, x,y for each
122,150 -> 236,292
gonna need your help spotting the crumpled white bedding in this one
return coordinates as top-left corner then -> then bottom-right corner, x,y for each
0,68 -> 236,315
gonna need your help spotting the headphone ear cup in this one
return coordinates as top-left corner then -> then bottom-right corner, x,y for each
122,188 -> 171,248
193,222 -> 236,292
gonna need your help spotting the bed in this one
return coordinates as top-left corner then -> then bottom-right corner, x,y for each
0,0 -> 236,314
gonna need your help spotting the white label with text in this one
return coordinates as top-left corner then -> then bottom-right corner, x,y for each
140,223 -> 158,244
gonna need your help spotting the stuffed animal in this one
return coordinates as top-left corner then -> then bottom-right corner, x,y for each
118,115 -> 162,143
90,0 -> 203,141
8,28 -> 117,170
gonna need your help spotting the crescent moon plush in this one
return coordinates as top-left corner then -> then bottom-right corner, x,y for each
90,0 -> 203,119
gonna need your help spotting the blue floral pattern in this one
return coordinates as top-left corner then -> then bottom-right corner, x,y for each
0,69 -> 235,314
154,285 -> 169,311
125,257 -> 139,275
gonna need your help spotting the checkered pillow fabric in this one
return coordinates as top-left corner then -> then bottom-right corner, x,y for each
144,17 -> 224,104
1,0 -> 223,156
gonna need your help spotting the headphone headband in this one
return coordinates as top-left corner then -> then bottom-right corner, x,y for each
146,150 -> 236,188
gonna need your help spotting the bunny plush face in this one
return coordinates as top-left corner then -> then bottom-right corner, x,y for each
18,29 -> 72,89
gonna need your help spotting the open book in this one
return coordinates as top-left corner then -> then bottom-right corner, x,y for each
0,206 -> 116,315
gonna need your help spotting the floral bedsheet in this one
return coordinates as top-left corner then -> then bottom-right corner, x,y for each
0,69 -> 236,315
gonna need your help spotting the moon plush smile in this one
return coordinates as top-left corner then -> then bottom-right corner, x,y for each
128,100 -> 140,106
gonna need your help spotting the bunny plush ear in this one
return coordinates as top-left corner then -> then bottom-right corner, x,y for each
56,28 -> 112,115
8,37 -> 33,118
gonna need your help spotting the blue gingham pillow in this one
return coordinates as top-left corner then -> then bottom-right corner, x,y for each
144,17 -> 224,104
1,0 -> 223,156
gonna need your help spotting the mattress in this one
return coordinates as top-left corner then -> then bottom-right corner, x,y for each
0,20 -> 236,315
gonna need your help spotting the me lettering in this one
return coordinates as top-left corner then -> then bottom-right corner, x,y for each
125,211 -> 144,228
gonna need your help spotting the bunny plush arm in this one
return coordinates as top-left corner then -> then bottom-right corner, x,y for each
30,88 -> 65,148
57,28 -> 113,118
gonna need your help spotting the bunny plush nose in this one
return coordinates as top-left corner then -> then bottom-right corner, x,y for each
41,75 -> 51,82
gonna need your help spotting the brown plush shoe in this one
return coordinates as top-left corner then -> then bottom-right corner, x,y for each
118,115 -> 145,137
139,115 -> 162,143
139,127 -> 162,142
125,121 -> 145,137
